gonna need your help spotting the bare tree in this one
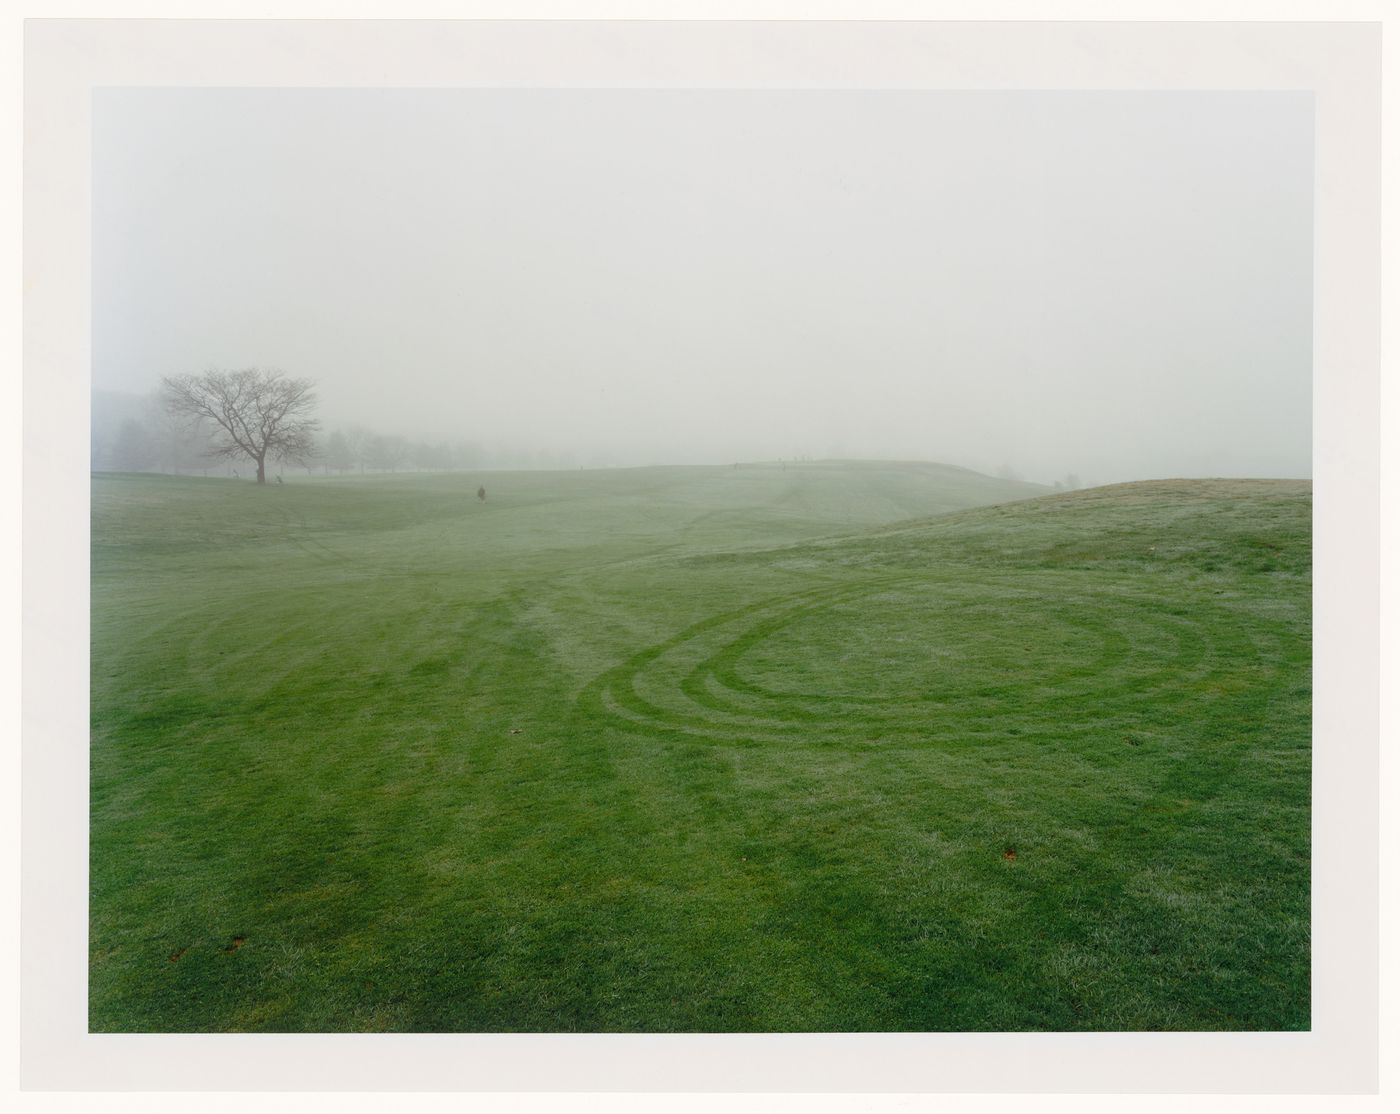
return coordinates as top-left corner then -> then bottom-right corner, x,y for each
324,429 -> 353,474
111,417 -> 156,472
366,433 -> 409,473
344,425 -> 371,474
162,368 -> 319,484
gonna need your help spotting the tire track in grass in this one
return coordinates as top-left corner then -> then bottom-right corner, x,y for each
690,579 -> 1135,719
579,568 -> 1260,751
576,578 -> 879,743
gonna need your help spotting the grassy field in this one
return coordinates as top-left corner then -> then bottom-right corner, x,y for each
89,461 -> 1311,1032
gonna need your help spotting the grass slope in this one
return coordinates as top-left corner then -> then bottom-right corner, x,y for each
90,464 -> 1309,1032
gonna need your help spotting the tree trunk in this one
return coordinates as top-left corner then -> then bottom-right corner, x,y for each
256,456 -> 266,484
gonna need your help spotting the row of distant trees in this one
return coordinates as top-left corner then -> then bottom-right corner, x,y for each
318,428 -> 488,475
92,381 -> 492,479
95,368 -> 1091,486
92,392 -> 218,475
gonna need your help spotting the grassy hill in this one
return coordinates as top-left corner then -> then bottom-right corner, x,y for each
89,464 -> 1309,1032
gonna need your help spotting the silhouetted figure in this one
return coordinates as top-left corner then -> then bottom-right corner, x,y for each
276,475 -> 284,485
478,485 -> 486,503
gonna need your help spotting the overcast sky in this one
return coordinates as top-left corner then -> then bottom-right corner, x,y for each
92,88 -> 1312,483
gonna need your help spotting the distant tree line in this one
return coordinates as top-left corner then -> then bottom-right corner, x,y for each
316,426 -> 491,475
92,391 -> 217,475
92,388 -> 501,477
311,430 -> 588,473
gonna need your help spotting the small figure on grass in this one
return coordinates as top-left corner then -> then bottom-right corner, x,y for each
478,485 -> 487,503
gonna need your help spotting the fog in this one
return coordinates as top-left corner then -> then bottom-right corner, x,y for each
92,89 -> 1312,485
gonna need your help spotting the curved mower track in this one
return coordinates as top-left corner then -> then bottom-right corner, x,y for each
577,567 -> 1278,749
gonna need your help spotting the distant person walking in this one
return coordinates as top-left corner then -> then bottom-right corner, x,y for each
478,485 -> 487,503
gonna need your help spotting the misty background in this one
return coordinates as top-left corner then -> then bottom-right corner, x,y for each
91,89 -> 1313,485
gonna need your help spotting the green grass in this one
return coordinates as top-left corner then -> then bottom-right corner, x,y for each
89,463 -> 1310,1032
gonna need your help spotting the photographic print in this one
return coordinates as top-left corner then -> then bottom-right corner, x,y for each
87,85 -> 1313,1034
